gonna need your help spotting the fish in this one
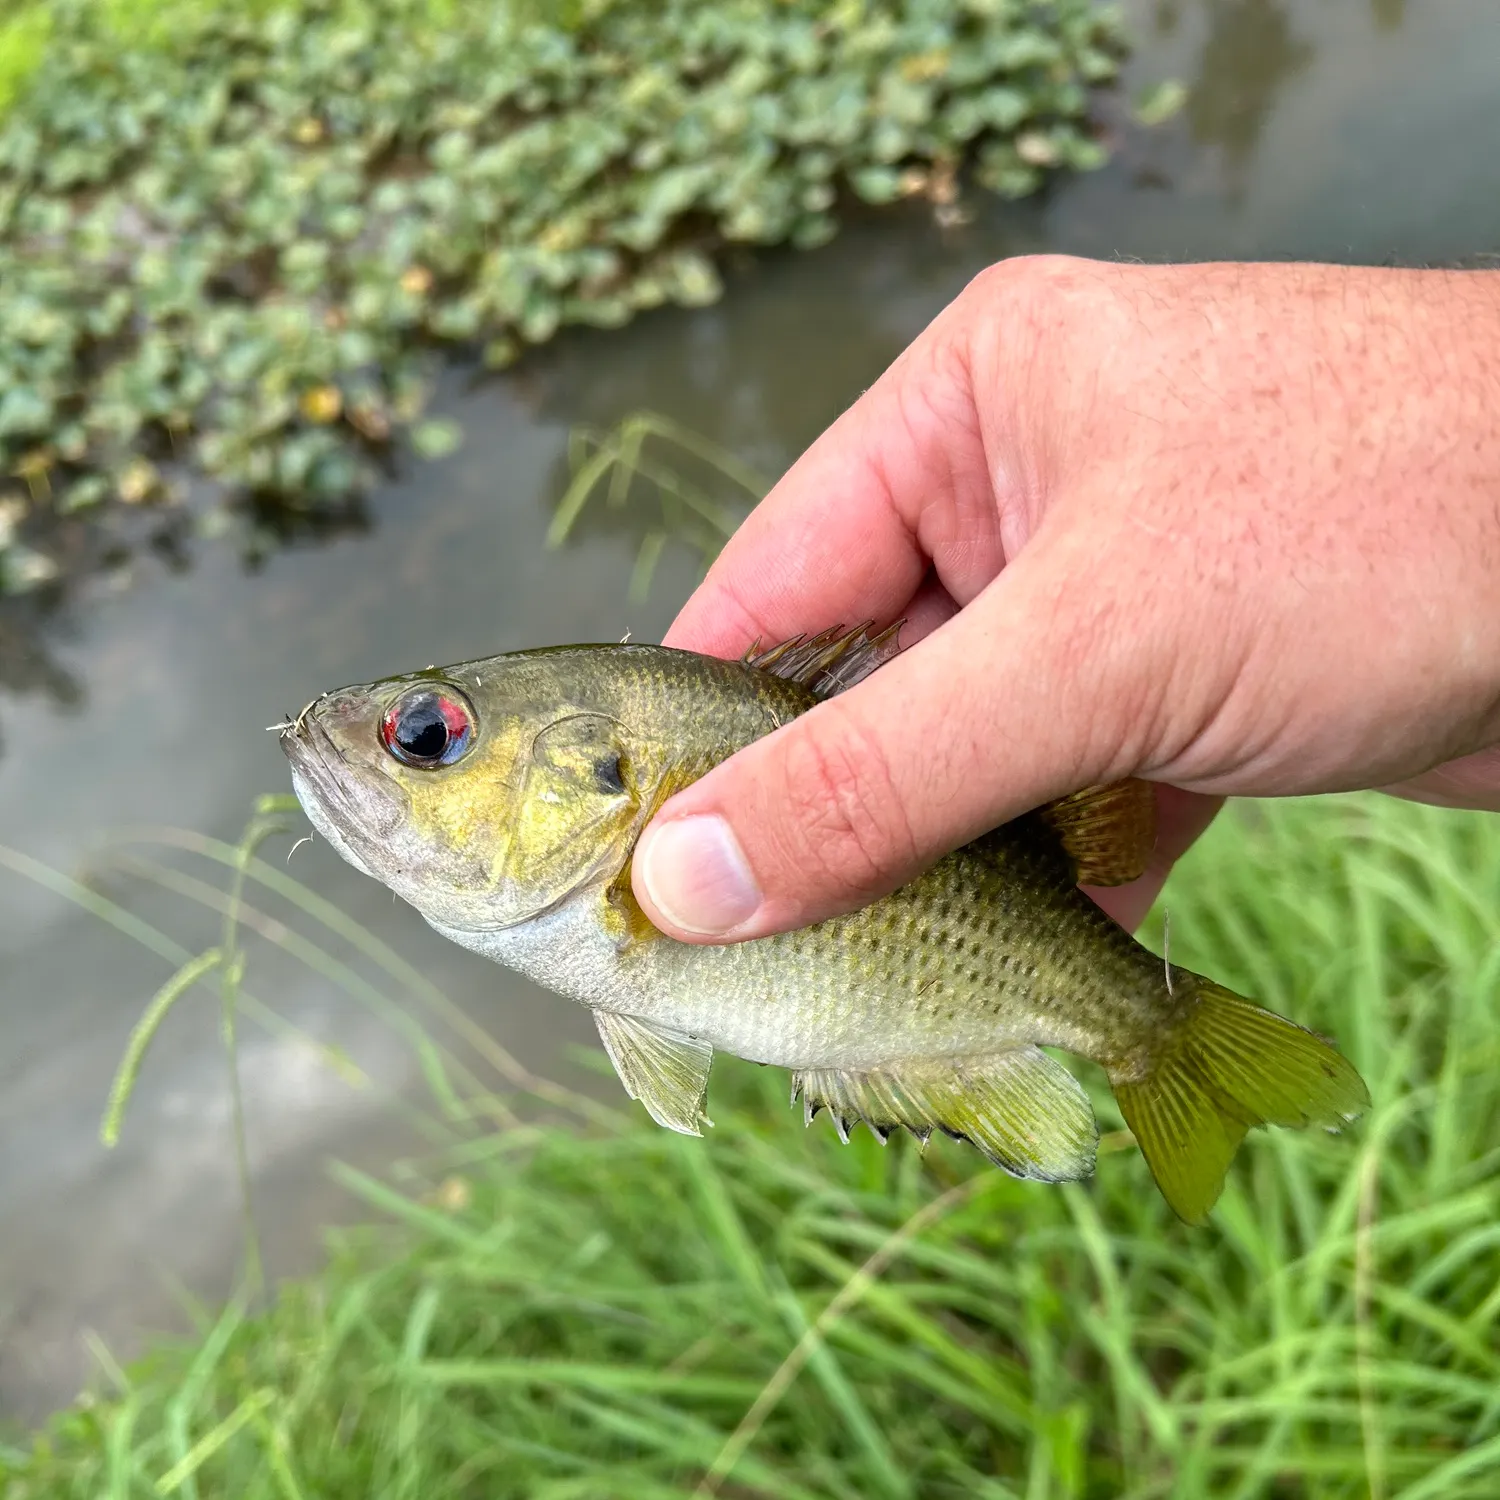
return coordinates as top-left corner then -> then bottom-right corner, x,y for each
280,624 -> 1370,1223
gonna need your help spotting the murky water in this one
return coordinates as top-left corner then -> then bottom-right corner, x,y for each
3,0 -> 1498,1421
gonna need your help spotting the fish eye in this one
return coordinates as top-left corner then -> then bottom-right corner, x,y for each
380,687 -> 475,769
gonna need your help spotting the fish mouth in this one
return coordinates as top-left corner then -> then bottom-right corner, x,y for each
279,702 -> 405,843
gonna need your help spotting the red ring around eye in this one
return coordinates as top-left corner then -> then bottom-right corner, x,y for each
379,687 -> 475,767
436,695 -> 471,740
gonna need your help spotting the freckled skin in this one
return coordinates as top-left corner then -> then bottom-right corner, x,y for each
283,643 -> 1189,1082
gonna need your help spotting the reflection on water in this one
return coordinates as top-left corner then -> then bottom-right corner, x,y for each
1371,0 -> 1406,33
1187,2 -> 1314,199
0,606 -> 83,744
239,492 -> 372,563
0,493 -> 376,759
2,0 -> 1500,1423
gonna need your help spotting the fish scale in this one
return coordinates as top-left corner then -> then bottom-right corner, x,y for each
608,824 -> 1166,1068
283,624 -> 1370,1223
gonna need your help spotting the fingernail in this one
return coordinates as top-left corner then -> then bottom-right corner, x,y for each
637,815 -> 762,936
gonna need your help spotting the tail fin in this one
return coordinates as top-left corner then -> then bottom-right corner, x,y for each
1112,979 -> 1370,1224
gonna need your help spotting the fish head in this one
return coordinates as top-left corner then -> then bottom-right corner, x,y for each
280,656 -> 646,933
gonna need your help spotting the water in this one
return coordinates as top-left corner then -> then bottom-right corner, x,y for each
2,0 -> 1498,1421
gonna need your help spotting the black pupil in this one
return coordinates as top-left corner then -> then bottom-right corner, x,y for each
397,698 -> 449,760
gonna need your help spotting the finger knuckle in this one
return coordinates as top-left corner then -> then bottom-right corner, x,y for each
961,253 -> 1099,317
771,709 -> 916,902
962,254 -> 1135,366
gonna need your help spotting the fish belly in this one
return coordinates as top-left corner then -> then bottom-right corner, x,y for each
429,893 -> 1016,1069
638,929 -> 1041,1070
434,848 -> 1165,1077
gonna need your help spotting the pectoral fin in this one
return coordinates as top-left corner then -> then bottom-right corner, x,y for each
792,1046 -> 1098,1183
594,1010 -> 713,1135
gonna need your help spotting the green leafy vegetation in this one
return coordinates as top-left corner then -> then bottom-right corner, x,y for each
0,0 -> 1127,594
3,792 -> 1498,1497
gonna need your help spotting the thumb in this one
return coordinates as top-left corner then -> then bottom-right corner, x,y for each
632,531 -> 1164,942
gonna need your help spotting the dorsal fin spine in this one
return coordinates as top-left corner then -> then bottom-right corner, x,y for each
741,621 -> 903,699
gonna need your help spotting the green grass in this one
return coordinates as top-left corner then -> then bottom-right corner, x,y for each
548,410 -> 765,603
3,792 -> 1500,1498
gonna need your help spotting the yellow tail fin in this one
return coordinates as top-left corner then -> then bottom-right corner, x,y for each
1112,980 -> 1370,1224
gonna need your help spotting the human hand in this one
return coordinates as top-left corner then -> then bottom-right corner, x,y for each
630,257 -> 1500,942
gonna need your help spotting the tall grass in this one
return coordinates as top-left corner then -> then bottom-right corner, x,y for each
548,411 -> 764,604
2,791 -> 1498,1497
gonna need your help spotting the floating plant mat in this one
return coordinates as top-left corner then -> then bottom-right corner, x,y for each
0,0 -> 1135,593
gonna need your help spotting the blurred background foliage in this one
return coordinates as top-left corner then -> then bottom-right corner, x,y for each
0,0 -> 1126,595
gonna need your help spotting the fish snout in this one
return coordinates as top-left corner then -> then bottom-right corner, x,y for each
279,688 -> 406,837
281,686 -> 380,754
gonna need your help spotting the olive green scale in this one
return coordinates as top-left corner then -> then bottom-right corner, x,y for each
616,812 -> 1180,1073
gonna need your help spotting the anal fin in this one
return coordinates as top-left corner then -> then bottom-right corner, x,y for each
594,1010 -> 713,1136
792,1046 -> 1098,1183
1036,778 -> 1157,887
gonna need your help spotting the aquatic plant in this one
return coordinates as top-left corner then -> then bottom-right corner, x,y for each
0,0 -> 1130,594
549,409 -> 766,600
2,792 -> 1498,1496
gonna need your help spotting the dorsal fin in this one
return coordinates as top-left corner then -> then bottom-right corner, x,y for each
1035,779 -> 1157,887
742,621 -> 902,699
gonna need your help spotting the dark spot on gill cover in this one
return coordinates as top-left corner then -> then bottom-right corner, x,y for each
596,752 -> 626,795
